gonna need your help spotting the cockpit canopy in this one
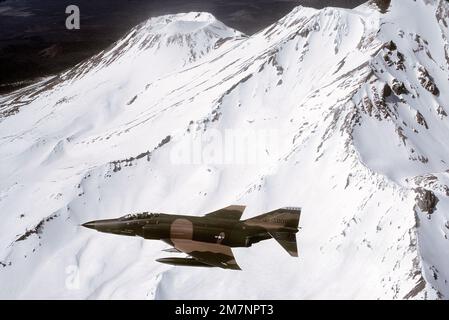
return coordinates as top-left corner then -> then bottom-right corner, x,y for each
119,212 -> 159,221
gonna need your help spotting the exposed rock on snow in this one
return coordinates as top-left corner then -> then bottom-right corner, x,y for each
414,188 -> 439,215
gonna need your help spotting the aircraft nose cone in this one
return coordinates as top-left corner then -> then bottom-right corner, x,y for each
82,221 -> 97,230
81,219 -> 125,235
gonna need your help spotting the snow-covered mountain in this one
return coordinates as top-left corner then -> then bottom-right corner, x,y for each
0,0 -> 448,299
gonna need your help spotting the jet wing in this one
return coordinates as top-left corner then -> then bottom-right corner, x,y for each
204,205 -> 246,220
170,239 -> 241,270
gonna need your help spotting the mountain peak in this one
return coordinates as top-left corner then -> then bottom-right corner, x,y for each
140,12 -> 224,35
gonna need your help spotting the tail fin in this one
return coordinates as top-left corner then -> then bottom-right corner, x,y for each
245,207 -> 301,257
246,207 -> 301,229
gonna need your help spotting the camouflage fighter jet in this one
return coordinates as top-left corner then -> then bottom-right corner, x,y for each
82,205 -> 301,270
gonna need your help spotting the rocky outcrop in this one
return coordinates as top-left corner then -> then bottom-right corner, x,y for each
417,66 -> 440,96
414,187 -> 439,214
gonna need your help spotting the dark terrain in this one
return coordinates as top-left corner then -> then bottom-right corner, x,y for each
0,0 -> 365,94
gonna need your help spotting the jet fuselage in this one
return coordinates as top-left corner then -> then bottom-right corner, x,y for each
82,206 -> 301,269
83,213 -> 274,248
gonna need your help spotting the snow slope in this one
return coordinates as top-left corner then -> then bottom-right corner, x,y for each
0,0 -> 448,299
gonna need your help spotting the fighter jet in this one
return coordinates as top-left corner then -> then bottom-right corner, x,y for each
82,205 -> 301,270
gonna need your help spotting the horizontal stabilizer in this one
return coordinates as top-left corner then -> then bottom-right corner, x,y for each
268,231 -> 298,257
